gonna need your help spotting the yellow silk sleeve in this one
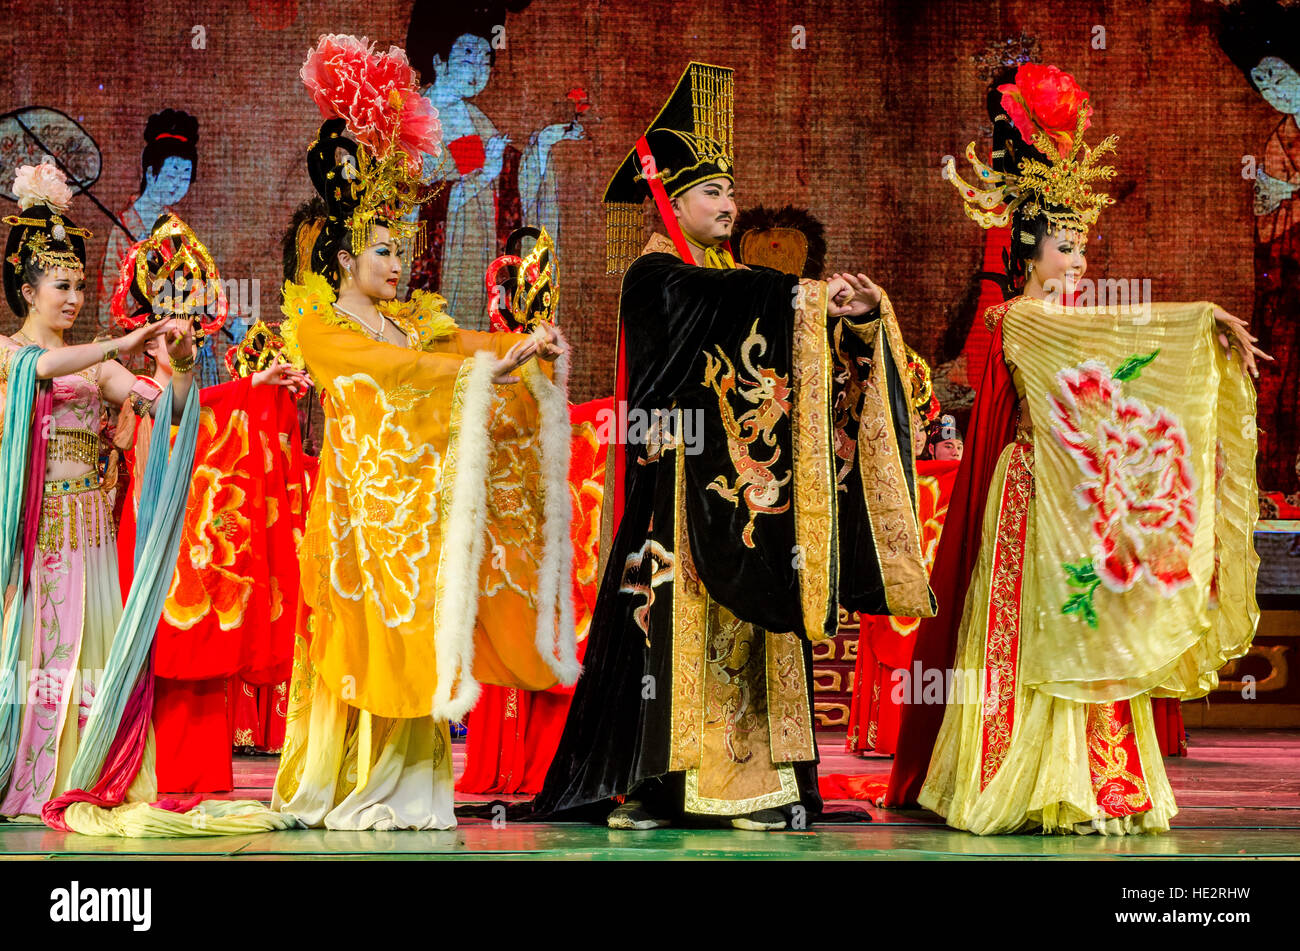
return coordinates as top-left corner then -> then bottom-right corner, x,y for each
1003,299 -> 1258,703
296,302 -> 575,721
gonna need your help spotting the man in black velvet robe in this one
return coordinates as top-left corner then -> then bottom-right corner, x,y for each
534,63 -> 933,830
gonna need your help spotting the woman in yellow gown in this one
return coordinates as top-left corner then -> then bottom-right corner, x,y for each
269,35 -> 578,830
889,64 -> 1264,835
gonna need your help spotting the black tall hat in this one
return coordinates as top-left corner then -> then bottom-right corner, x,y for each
4,203 -> 91,316
603,62 -> 734,273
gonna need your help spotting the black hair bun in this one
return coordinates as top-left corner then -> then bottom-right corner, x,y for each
144,108 -> 200,149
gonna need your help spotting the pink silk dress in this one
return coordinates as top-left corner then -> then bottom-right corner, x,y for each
0,358 -> 126,818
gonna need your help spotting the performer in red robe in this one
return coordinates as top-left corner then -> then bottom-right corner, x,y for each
849,451 -> 960,756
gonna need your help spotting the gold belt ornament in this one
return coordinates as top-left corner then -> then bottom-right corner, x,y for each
38,474 -> 111,552
48,428 -> 101,469
44,472 -> 101,496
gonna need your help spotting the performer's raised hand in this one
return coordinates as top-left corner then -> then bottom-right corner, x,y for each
253,359 -> 313,396
163,317 -> 197,367
827,272 -> 883,317
491,337 -> 539,385
531,321 -> 568,362
114,319 -> 172,359
1212,305 -> 1272,380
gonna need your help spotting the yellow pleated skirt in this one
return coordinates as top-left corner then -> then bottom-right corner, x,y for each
918,443 -> 1177,835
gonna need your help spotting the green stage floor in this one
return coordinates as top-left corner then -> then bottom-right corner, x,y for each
2,729 -> 1297,860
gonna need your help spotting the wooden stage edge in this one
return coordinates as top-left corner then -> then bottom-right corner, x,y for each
0,728 -> 1297,860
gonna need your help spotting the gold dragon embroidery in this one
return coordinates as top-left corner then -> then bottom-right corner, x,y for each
701,321 -> 792,548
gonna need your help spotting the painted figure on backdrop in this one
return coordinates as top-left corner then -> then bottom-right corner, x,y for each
404,0 -> 586,328
269,34 -> 577,831
535,63 -> 934,831
885,64 -> 1264,834
1220,1 -> 1300,506
95,109 -> 220,386
0,162 -> 301,838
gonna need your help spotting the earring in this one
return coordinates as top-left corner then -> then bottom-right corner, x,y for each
1025,262 -> 1035,278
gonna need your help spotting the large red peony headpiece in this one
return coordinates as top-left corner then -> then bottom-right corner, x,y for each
944,63 -> 1118,235
299,34 -> 444,258
300,33 -> 442,174
997,64 -> 1092,154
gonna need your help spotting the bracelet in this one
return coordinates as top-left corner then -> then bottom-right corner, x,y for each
101,341 -> 119,362
171,349 -> 197,374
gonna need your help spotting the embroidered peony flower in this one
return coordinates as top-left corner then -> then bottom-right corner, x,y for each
569,422 -> 604,590
998,63 -> 1092,153
12,161 -> 73,213
324,375 -> 441,626
164,407 -> 257,630
30,668 -> 63,711
1049,360 -> 1198,596
300,33 -> 442,172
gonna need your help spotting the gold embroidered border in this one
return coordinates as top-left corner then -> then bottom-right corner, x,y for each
1085,701 -> 1153,814
669,440 -> 709,771
791,279 -> 835,642
849,292 -> 932,616
684,763 -> 800,816
765,629 -> 816,762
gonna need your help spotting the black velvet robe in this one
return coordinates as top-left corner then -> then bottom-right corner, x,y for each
534,242 -> 930,819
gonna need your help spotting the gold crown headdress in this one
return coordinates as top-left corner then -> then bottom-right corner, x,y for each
4,225 -> 90,273
225,320 -> 286,378
110,213 -> 227,343
512,228 -> 559,327
944,65 -> 1118,235
487,227 -> 560,332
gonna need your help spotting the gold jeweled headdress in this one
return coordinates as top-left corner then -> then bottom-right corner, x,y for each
300,34 -> 445,262
486,227 -> 560,333
225,320 -> 287,378
110,213 -> 227,343
4,162 -> 93,313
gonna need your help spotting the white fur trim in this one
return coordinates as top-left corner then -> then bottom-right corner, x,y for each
523,337 -> 581,686
429,351 -> 496,721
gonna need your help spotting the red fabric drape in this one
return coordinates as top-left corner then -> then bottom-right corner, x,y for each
458,396 -> 610,794
884,321 -> 1019,807
849,459 -> 960,756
